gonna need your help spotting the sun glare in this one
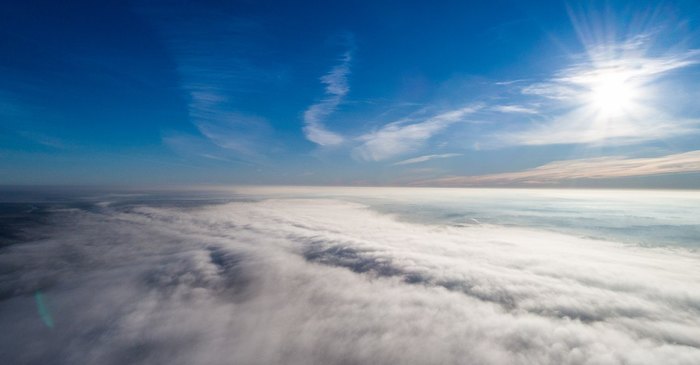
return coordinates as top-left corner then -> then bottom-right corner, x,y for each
586,70 -> 640,118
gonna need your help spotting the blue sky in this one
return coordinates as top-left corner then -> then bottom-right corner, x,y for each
2,0 -> 700,187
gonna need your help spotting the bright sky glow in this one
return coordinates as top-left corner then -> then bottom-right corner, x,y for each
586,70 -> 640,118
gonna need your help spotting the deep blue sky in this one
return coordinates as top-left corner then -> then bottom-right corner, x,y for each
2,0 -> 700,187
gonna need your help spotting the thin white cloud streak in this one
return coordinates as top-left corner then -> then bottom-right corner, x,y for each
3,192 -> 699,364
497,114 -> 699,147
393,153 -> 461,166
354,106 -> 480,161
189,93 -> 273,157
17,131 -> 69,149
490,104 -> 538,114
494,79 -> 529,85
419,150 -> 700,186
162,131 -> 255,165
521,50 -> 700,102
303,50 -> 352,146
496,40 -> 700,147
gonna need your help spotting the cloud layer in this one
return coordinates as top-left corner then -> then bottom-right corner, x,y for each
420,150 -> 700,186
1,190 -> 699,364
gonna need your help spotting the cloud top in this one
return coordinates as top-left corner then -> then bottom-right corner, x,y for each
1,190 -> 700,364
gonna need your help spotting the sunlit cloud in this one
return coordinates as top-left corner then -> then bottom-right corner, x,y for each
496,114 -> 699,147
495,37 -> 700,147
354,106 -> 480,161
5,193 -> 700,363
393,153 -> 461,166
303,47 -> 353,146
418,150 -> 700,186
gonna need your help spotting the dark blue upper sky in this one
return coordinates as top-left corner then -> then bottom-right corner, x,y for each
2,0 -> 700,187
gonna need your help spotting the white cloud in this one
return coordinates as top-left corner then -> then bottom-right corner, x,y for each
303,51 -> 352,146
523,47 -> 700,102
419,150 -> 700,186
520,82 -> 577,100
494,79 -> 528,86
490,104 -> 539,114
189,92 -> 273,157
495,40 -> 700,147
3,191 -> 700,364
393,153 -> 461,166
354,106 -> 480,161
150,12 -> 276,159
496,113 -> 699,147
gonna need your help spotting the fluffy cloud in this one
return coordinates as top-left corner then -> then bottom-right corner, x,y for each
1,191 -> 699,364
419,150 -> 700,186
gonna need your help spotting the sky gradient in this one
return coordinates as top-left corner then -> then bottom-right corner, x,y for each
2,0 -> 700,187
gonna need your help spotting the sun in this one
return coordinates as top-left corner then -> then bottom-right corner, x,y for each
585,70 -> 640,118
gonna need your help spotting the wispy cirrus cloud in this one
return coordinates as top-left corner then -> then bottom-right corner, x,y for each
189,91 -> 273,157
303,47 -> 353,146
493,38 -> 700,147
144,6 -> 277,159
418,150 -> 700,186
521,48 -> 700,102
17,131 -> 69,149
354,105 -> 480,161
494,79 -> 529,86
496,115 -> 699,147
393,153 -> 461,166
490,104 -> 538,114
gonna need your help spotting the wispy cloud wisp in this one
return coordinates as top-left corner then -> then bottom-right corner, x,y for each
493,39 -> 700,147
303,49 -> 353,146
490,104 -> 539,114
354,106 -> 480,161
393,153 -> 461,166
418,150 -> 700,186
